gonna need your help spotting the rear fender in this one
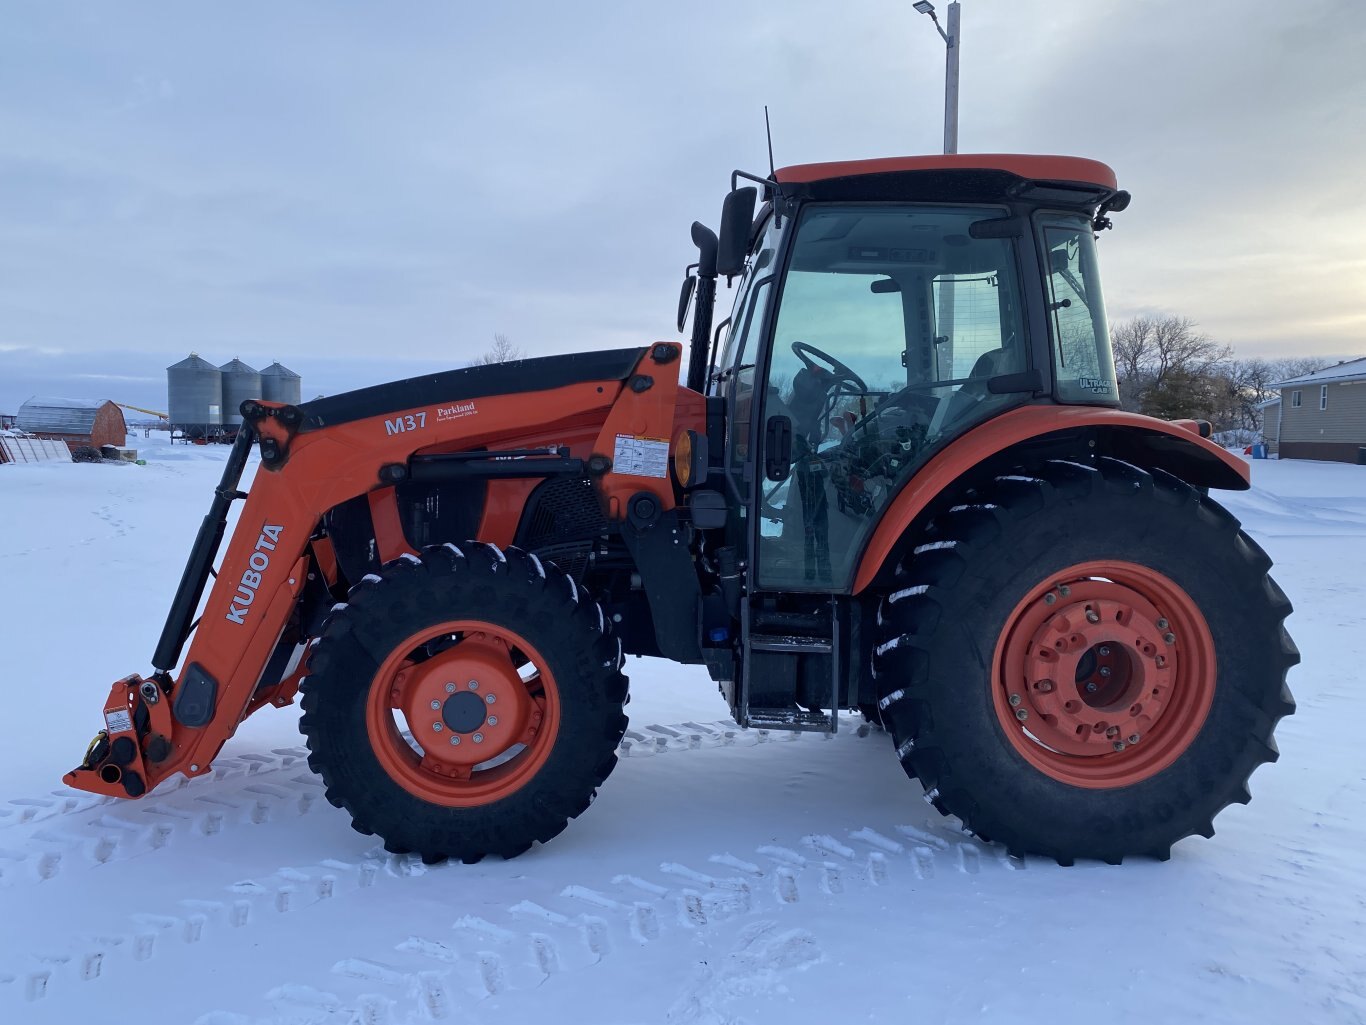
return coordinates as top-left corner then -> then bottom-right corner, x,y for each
851,406 -> 1249,594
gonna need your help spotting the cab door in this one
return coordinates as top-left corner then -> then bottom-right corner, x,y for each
753,203 -> 1031,592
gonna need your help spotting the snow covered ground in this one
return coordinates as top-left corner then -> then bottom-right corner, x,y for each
1,439 -> 1364,1025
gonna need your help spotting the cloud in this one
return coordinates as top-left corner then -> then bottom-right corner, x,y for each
0,0 -> 1361,407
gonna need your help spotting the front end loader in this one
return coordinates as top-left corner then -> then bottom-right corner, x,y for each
67,154 -> 1297,865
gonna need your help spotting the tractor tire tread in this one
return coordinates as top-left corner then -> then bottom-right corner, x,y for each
873,459 -> 1296,865
299,541 -> 628,863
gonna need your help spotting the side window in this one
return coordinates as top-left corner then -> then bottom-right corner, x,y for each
1291,390 -> 1302,408
726,278 -> 773,468
1041,218 -> 1119,404
1320,385 -> 1328,411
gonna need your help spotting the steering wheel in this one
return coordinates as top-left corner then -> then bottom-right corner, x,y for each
792,341 -> 868,394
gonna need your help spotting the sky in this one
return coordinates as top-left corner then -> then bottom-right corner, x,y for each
1,0 -> 1363,414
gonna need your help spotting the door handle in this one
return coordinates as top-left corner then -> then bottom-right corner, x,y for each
764,415 -> 792,481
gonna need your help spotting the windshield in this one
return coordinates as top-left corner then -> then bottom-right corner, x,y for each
1038,212 -> 1119,404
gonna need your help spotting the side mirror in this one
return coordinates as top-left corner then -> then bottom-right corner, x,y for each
716,186 -> 758,277
676,273 -> 697,333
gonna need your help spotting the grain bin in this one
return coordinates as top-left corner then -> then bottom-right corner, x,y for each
260,361 -> 302,405
167,353 -> 224,427
219,358 -> 262,426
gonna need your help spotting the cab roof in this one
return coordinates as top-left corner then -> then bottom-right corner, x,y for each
774,154 -> 1117,191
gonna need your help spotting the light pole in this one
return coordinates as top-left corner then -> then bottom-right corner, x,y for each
912,1 -> 960,155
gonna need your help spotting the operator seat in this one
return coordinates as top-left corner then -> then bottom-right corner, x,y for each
926,347 -> 1010,438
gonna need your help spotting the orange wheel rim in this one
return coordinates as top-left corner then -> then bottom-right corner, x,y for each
365,620 -> 561,807
992,560 -> 1216,789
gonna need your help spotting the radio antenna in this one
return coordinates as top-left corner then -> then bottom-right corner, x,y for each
764,105 -> 776,179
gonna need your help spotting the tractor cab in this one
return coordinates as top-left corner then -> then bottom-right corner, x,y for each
681,155 -> 1133,729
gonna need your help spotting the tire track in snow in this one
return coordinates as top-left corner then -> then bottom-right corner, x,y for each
185,818 -> 1019,1024
0,749 -> 318,891
0,720 -> 745,892
0,720 -> 766,1010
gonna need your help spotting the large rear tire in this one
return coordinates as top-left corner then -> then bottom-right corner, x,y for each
300,543 -> 628,863
873,458 -> 1297,864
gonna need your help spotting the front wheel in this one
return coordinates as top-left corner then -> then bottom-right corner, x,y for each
874,458 -> 1297,864
300,543 -> 628,863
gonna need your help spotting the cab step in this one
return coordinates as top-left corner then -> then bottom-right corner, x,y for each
746,708 -> 835,732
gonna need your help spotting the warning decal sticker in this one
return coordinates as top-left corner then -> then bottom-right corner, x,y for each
612,435 -> 670,478
104,707 -> 134,735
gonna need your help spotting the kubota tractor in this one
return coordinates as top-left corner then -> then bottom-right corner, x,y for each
66,154 -> 1297,865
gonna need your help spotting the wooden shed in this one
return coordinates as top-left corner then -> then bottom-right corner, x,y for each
15,397 -> 127,454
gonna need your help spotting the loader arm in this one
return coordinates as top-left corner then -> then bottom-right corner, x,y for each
66,342 -> 696,800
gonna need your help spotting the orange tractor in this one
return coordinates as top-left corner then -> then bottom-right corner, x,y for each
66,154 -> 1297,865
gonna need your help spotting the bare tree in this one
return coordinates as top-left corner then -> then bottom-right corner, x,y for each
1268,356 -> 1328,384
1111,315 -> 1231,420
1224,355 -> 1339,439
475,332 -> 524,365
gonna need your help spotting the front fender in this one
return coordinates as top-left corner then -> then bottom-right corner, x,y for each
851,406 -> 1248,594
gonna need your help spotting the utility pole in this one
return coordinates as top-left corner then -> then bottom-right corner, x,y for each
912,1 -> 964,374
913,1 -> 961,154
943,1 -> 960,154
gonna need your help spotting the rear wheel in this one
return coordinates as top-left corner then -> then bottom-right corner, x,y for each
874,458 -> 1297,863
300,543 -> 628,862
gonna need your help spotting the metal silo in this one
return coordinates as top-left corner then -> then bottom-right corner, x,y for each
219,358 -> 262,426
260,361 -> 302,405
167,353 -> 224,427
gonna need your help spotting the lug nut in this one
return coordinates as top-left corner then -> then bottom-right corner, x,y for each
1009,694 -> 1022,707
1015,709 -> 1028,721
1036,680 -> 1054,693
430,700 -> 441,710
1099,645 -> 1111,656
1155,656 -> 1167,668
485,694 -> 496,705
1059,585 -> 1071,597
1113,741 -> 1126,752
445,682 -> 456,694
1044,593 -> 1057,605
472,732 -> 484,743
1128,733 -> 1141,744
1086,682 -> 1099,693
1106,726 -> 1120,739
1099,667 -> 1112,678
1086,609 -> 1100,624
432,722 -> 443,732
468,680 -> 479,690
1164,632 -> 1176,644
1156,618 -> 1169,630
487,715 -> 499,726
450,735 -> 461,746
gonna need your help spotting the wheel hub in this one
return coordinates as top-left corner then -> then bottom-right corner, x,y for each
441,691 -> 488,734
1013,586 -> 1174,757
391,634 -> 539,776
994,560 -> 1217,789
